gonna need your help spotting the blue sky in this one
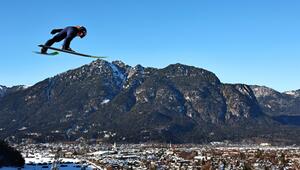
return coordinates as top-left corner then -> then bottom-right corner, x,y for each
0,0 -> 299,92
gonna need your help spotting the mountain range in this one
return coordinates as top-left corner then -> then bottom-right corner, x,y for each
0,60 -> 299,144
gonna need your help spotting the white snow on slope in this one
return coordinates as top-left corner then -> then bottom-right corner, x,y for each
251,86 -> 277,97
109,63 -> 125,81
101,99 -> 110,104
0,86 -> 7,96
18,127 -> 27,131
284,91 -> 300,97
0,156 -> 97,170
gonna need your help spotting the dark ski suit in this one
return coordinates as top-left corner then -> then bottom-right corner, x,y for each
41,26 -> 80,53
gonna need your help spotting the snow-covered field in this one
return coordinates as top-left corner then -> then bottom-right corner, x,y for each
0,158 -> 96,170
0,165 -> 93,170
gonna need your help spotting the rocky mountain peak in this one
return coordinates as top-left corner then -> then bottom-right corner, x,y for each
222,84 -> 262,120
250,85 -> 300,117
250,85 -> 282,98
112,60 -> 131,74
0,85 -> 7,97
284,90 -> 300,98
161,63 -> 221,85
0,85 -> 28,98
0,60 -> 299,144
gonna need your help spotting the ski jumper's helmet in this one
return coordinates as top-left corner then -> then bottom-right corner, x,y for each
79,26 -> 87,38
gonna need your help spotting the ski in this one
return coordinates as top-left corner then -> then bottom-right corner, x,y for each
38,45 -> 107,59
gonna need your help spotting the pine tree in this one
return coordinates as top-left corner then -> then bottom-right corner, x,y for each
0,140 -> 25,167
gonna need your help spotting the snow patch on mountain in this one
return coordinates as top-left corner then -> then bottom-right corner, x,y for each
284,90 -> 300,97
109,63 -> 126,81
22,85 -> 31,89
128,65 -> 144,79
0,85 -> 8,97
18,126 -> 27,131
235,85 -> 254,99
101,99 -> 110,104
251,86 -> 279,98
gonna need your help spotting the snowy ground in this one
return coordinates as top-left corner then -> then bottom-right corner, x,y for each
0,165 -> 94,170
0,157 -> 97,170
0,165 -> 95,170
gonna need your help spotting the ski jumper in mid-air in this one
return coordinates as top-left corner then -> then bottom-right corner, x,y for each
41,26 -> 87,54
